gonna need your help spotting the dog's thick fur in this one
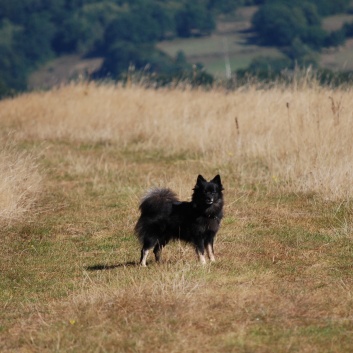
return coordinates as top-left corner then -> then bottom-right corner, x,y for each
135,175 -> 224,266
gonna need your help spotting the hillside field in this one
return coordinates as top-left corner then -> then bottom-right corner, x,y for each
158,7 -> 353,77
1,82 -> 353,352
28,7 -> 353,90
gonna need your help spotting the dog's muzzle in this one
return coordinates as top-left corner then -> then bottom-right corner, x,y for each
205,197 -> 214,205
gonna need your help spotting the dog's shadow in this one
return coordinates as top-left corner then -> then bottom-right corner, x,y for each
85,261 -> 138,271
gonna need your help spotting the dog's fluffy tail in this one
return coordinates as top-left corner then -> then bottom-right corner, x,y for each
138,188 -> 178,216
135,188 -> 178,244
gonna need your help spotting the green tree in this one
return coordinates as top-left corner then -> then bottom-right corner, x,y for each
97,41 -> 178,79
252,2 -> 333,50
53,2 -> 122,54
252,4 -> 307,46
98,41 -> 146,78
175,3 -> 215,38
52,16 -> 87,53
311,0 -> 350,16
104,10 -> 161,48
283,38 -> 319,67
300,2 -> 321,26
175,51 -> 188,69
0,44 -> 27,91
0,0 -> 67,23
14,13 -> 55,64
267,0 -> 350,16
301,26 -> 327,50
343,21 -> 353,37
144,2 -> 174,39
0,19 -> 21,46
207,0 -> 242,14
324,28 -> 346,47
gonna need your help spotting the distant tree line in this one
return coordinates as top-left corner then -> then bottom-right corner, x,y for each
0,0 -> 249,97
245,0 -> 353,79
2,0 -> 353,97
252,0 -> 352,49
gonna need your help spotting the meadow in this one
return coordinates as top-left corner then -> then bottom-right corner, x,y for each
1,81 -> 353,352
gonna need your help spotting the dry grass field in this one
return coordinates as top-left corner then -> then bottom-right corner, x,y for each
1,81 -> 353,352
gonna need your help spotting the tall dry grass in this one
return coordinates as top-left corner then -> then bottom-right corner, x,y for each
1,81 -> 353,199
0,140 -> 42,225
2,81 -> 353,353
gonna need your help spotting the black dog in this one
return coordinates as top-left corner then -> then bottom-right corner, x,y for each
135,175 -> 224,266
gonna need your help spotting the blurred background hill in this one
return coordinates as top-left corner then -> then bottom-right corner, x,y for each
2,0 -> 353,97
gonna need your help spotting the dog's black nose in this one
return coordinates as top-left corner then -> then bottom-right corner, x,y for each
206,197 -> 214,204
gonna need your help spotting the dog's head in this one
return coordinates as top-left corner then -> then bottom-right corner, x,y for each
193,174 -> 224,206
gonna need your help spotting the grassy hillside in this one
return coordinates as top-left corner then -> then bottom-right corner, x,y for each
1,82 -> 353,352
157,6 -> 284,77
161,7 -> 353,77
28,55 -> 103,90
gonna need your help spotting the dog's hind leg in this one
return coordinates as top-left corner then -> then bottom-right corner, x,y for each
153,241 -> 164,263
141,244 -> 156,267
153,239 -> 170,263
140,248 -> 150,267
140,238 -> 158,267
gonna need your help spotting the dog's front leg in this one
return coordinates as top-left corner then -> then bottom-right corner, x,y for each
206,242 -> 215,262
195,241 -> 206,265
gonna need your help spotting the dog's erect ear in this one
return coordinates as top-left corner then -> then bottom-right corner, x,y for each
211,175 -> 224,189
194,175 -> 206,189
197,175 -> 206,184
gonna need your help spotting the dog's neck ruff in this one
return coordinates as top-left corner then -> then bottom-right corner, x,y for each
207,214 -> 220,221
207,215 -> 221,221
192,200 -> 222,221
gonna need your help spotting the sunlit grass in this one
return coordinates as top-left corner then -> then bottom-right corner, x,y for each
1,82 -> 353,352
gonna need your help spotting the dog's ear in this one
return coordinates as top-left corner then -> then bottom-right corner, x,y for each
197,175 -> 206,184
211,175 -> 224,190
194,175 -> 206,189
